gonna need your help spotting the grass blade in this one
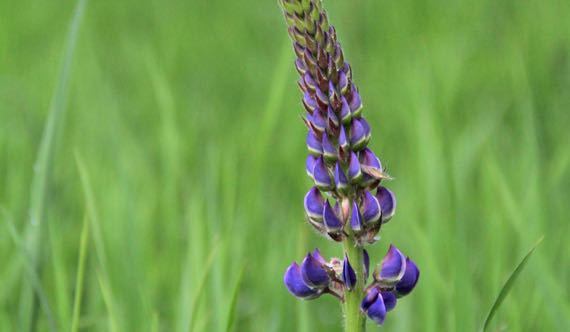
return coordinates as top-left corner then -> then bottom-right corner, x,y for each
20,0 -> 87,329
188,238 -> 220,332
1,208 -> 57,332
481,236 -> 544,332
70,215 -> 90,332
224,263 -> 246,332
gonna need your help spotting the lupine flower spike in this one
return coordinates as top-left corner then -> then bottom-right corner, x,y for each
279,0 -> 419,330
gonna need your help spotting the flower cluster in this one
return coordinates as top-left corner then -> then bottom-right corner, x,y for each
282,0 -> 393,245
284,246 -> 419,324
279,0 -> 419,327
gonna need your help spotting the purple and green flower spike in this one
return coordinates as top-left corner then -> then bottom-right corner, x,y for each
279,0 -> 419,330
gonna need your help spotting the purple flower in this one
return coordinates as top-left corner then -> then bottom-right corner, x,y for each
284,262 -> 322,299
377,245 -> 407,285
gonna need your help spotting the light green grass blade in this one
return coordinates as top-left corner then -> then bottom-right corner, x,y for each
188,239 -> 220,332
224,263 -> 246,332
97,272 -> 119,332
20,0 -> 87,329
481,236 -> 544,332
1,208 -> 57,332
75,152 -> 109,275
70,215 -> 90,332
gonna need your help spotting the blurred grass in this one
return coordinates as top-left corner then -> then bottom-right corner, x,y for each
1,0 -> 569,331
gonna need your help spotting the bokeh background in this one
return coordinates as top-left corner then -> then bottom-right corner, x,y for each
1,0 -> 569,331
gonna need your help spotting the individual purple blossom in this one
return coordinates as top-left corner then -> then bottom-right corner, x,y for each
284,262 -> 322,299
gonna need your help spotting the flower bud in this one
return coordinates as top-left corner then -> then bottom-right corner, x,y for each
359,148 -> 383,186
350,201 -> 363,232
376,186 -> 396,223
295,58 -> 307,76
304,187 -> 325,221
313,157 -> 332,190
363,249 -> 370,282
303,72 -> 316,93
350,118 -> 369,150
306,155 -> 317,178
303,92 -> 317,114
339,97 -> 351,124
323,200 -> 343,232
308,111 -> 326,133
306,130 -> 322,155
316,87 -> 328,109
338,126 -> 349,151
334,162 -> 349,193
342,255 -> 357,291
360,191 -> 382,225
348,151 -> 362,183
322,133 -> 337,161
349,86 -> 363,117
339,70 -> 349,95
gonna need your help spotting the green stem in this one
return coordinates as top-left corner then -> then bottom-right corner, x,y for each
343,234 -> 366,332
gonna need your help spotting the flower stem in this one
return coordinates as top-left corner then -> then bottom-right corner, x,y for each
343,233 -> 366,332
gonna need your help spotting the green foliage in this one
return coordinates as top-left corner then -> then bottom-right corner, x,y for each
0,0 -> 569,331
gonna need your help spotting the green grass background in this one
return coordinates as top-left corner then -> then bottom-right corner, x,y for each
1,0 -> 569,331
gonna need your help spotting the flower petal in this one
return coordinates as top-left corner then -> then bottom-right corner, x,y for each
350,118 -> 368,150
306,130 -> 322,155
349,86 -> 363,117
327,107 -> 339,128
361,286 -> 379,312
323,200 -> 343,232
303,92 -> 317,113
381,292 -> 397,312
334,162 -> 349,192
343,255 -> 357,291
359,148 -> 382,170
348,151 -> 362,182
350,202 -> 363,232
309,112 -> 326,132
322,134 -> 337,161
395,257 -> 420,297
304,187 -> 325,220
306,155 -> 317,178
313,157 -> 332,189
340,97 -> 351,124
367,293 -> 386,325
339,125 -> 349,150
284,262 -> 321,299
379,245 -> 407,284
376,186 -> 396,223
360,191 -> 381,225
301,251 -> 330,289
